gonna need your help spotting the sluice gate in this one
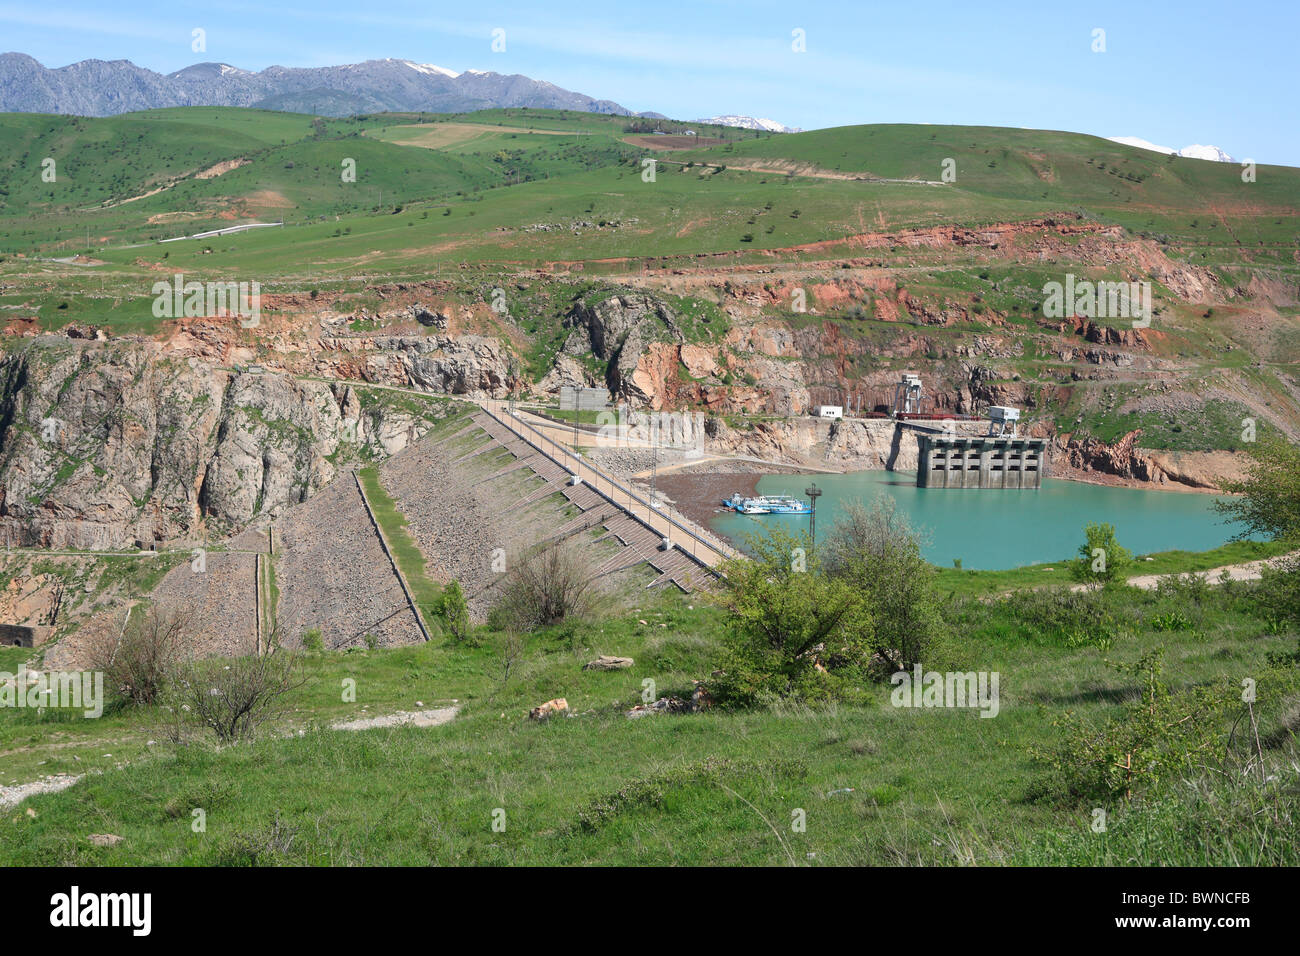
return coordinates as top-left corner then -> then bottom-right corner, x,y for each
916,435 -> 1047,489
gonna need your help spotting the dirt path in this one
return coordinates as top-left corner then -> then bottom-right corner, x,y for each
0,773 -> 82,810
330,706 -> 459,732
1073,551 -> 1296,592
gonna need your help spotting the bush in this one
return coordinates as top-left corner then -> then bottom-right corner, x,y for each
821,497 -> 948,671
1032,650 -> 1233,804
1069,522 -> 1133,587
166,640 -> 302,743
708,526 -> 872,706
1254,555 -> 1300,627
999,586 -> 1121,648
88,605 -> 189,706
1215,435 -> 1300,540
1153,572 -> 1210,606
492,540 -> 594,632
441,580 -> 470,643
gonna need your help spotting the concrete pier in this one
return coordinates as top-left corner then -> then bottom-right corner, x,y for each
916,435 -> 1047,489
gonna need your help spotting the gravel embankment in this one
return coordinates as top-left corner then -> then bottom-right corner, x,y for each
275,478 -> 424,648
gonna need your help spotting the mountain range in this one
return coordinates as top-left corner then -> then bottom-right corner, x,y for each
0,53 -> 664,118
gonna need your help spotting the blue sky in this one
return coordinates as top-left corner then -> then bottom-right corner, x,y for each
3,0 -> 1297,165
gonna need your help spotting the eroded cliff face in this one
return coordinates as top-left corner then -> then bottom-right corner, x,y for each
314,333 -> 513,398
702,416 -> 987,472
1054,429 -> 1249,491
0,339 -> 429,549
556,293 -> 687,408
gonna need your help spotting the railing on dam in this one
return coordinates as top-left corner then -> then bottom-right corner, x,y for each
476,400 -> 734,573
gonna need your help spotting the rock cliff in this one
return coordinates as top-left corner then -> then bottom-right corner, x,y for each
0,338 -> 434,549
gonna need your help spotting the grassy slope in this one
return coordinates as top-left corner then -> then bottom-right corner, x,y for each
2,579 -> 1296,866
933,538 -> 1291,598
356,465 -> 443,629
11,110 -> 1296,261
0,109 -> 638,249
693,123 -> 1300,248
1,108 -> 1297,444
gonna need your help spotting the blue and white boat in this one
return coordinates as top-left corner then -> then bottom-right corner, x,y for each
756,494 -> 811,515
722,493 -> 811,515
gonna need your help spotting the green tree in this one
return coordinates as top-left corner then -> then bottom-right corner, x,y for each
1070,522 -> 1133,587
1216,437 -> 1300,623
821,496 -> 947,672
1214,435 -> 1300,541
442,580 -> 470,644
709,526 -> 872,705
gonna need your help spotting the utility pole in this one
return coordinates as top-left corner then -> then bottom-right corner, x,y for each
650,414 -> 658,509
571,386 -> 580,457
805,482 -> 823,553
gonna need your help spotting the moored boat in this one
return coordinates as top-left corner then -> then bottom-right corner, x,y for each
758,494 -> 810,515
723,493 -> 810,515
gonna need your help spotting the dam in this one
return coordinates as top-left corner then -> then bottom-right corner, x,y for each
916,434 -> 1047,489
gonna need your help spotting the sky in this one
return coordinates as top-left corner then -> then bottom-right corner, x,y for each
2,0 -> 1297,166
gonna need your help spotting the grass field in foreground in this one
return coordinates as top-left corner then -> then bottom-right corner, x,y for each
1,575 -> 1297,865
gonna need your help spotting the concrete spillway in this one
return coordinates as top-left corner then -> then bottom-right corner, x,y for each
916,434 -> 1047,489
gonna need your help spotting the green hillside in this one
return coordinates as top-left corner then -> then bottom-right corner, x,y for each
689,123 -> 1300,251
3,109 -> 1297,265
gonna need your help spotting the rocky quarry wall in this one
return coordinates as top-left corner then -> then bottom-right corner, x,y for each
0,338 -> 435,550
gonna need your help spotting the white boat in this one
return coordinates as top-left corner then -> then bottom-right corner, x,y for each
723,493 -> 810,515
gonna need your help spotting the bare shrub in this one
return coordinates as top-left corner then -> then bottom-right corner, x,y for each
88,605 -> 189,706
492,539 -> 595,632
495,629 -> 525,693
167,632 -> 303,742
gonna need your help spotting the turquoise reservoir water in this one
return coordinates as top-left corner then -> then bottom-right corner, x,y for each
709,471 -> 1253,570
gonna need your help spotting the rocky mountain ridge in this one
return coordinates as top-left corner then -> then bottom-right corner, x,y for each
0,53 -> 646,117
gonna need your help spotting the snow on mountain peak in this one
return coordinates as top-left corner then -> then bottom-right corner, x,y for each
696,115 -> 801,133
1107,136 -> 1235,163
1178,144 -> 1234,163
398,60 -> 459,78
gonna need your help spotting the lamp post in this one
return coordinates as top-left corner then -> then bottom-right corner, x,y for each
805,482 -> 823,552
571,386 -> 580,457
650,413 -> 658,510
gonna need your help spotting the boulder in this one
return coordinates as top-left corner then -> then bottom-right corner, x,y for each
690,681 -> 714,712
411,304 -> 449,330
583,655 -> 633,671
625,696 -> 689,719
529,697 -> 569,720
